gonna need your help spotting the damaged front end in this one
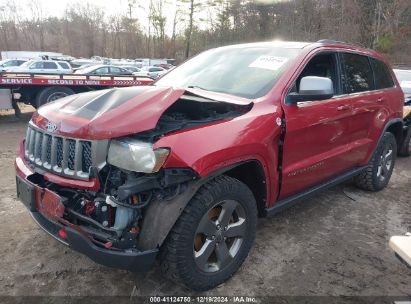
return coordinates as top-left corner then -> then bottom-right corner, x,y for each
16,87 -> 252,271
59,165 -> 198,250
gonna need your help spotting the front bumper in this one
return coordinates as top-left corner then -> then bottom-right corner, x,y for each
30,211 -> 158,271
15,146 -> 158,272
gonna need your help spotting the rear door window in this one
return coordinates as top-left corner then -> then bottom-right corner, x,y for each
95,67 -> 109,74
370,58 -> 394,89
59,62 -> 70,69
44,62 -> 58,69
110,67 -> 121,74
342,53 -> 374,93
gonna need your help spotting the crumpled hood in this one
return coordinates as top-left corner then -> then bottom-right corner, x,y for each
32,86 -> 251,140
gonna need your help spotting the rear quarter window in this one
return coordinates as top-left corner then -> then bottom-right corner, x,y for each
370,58 -> 394,89
342,53 -> 374,93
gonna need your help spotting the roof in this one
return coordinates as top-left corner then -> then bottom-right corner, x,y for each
218,41 -> 311,50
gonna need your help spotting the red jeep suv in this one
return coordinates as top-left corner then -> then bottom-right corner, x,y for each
15,40 -> 404,290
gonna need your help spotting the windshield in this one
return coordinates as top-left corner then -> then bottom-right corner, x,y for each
18,61 -> 33,68
1,60 -> 15,67
79,66 -> 104,74
155,46 -> 301,99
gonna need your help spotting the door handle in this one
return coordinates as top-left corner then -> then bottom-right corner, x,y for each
377,97 -> 386,102
337,105 -> 350,111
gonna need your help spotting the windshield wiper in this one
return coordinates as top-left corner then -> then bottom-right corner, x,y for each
187,85 -> 210,91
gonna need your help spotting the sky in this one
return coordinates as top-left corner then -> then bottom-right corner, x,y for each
5,0 -> 289,35
9,0 -> 185,35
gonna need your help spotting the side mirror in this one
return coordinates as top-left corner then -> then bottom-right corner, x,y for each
287,76 -> 334,105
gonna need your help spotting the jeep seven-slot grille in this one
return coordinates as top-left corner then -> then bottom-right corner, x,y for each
24,126 -> 93,179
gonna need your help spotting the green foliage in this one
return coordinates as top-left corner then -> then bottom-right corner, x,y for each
375,33 -> 396,54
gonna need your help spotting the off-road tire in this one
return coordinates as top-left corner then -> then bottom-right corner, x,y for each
354,132 -> 397,191
35,86 -> 75,108
399,129 -> 411,157
160,175 -> 257,291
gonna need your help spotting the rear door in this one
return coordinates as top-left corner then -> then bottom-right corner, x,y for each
339,53 -> 395,166
280,51 -> 355,199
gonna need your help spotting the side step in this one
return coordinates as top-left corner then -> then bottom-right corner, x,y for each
265,167 -> 366,216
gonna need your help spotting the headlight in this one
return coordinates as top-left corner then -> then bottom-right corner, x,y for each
107,139 -> 169,173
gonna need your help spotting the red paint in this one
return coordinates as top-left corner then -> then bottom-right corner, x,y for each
58,228 -> 68,240
43,172 -> 100,192
16,41 -> 403,210
0,74 -> 153,87
35,188 -> 65,218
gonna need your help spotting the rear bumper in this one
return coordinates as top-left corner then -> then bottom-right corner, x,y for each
15,147 -> 158,272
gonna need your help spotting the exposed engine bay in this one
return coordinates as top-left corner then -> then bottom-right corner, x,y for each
136,94 -> 253,142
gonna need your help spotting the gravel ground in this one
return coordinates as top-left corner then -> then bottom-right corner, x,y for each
0,105 -> 410,300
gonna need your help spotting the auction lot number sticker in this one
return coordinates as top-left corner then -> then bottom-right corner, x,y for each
150,296 -> 257,303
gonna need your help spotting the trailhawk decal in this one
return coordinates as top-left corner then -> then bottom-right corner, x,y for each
287,161 -> 325,177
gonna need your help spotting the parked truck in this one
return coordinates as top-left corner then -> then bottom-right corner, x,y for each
0,73 -> 153,115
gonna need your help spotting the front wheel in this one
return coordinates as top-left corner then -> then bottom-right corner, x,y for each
354,132 -> 397,191
160,175 -> 257,291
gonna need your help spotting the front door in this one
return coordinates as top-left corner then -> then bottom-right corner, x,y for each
279,52 -> 354,199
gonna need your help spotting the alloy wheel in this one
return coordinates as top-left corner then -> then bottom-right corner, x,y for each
377,143 -> 393,181
194,200 -> 246,273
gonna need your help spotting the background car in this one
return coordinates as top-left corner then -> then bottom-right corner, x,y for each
394,68 -> 411,99
7,60 -> 73,74
74,65 -> 133,76
133,66 -> 167,79
121,66 -> 141,73
0,59 -> 27,72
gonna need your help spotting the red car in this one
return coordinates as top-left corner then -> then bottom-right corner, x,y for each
15,40 -> 404,290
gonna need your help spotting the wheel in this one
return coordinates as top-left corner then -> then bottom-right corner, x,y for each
160,175 -> 257,291
399,128 -> 411,157
354,132 -> 397,191
35,86 -> 75,108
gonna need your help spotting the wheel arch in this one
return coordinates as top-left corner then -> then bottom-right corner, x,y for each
138,160 -> 268,251
385,118 -> 403,150
223,160 -> 267,217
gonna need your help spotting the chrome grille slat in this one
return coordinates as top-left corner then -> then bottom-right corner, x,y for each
24,125 -> 103,180
62,138 -> 68,170
28,129 -> 35,160
74,140 -> 82,173
41,134 -> 48,164
50,136 -> 57,168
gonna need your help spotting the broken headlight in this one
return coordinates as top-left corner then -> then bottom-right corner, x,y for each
107,138 -> 169,173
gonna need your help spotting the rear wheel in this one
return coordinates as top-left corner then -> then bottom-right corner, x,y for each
354,132 -> 397,191
35,86 -> 74,108
399,128 -> 411,157
160,175 -> 257,291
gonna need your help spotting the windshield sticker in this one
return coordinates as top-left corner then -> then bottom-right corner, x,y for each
401,81 -> 411,88
248,56 -> 289,71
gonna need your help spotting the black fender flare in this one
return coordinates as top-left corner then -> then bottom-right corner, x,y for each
138,161 -> 253,250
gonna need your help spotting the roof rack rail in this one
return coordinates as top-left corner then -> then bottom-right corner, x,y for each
316,39 -> 350,45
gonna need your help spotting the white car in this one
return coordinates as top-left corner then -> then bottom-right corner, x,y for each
0,59 -> 27,72
133,66 -> 167,79
394,69 -> 411,99
7,60 -> 73,74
